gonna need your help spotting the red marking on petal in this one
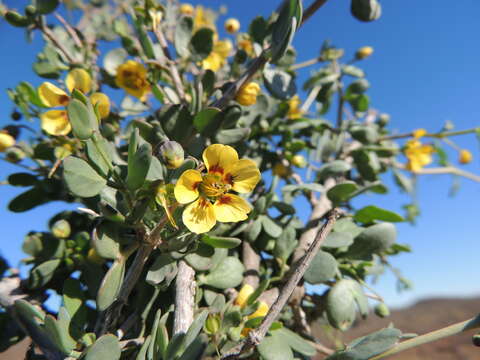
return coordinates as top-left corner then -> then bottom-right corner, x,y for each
193,181 -> 201,190
224,173 -> 233,185
59,95 -> 70,106
217,195 -> 232,205
209,164 -> 224,174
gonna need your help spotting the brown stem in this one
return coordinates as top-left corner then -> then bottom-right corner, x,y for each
153,26 -> 186,102
242,241 -> 260,288
301,0 -> 329,26
37,20 -> 77,64
221,209 -> 341,359
54,12 -> 83,48
173,261 -> 196,335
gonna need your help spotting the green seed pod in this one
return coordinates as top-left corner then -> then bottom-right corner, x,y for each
4,11 -> 33,27
205,314 -> 220,334
51,219 -> 71,239
66,240 -> 76,248
74,231 -> 90,248
158,140 -> 184,169
351,0 -> 382,22
374,303 -> 390,318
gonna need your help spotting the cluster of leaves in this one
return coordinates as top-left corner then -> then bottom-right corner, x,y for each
0,0 -> 477,359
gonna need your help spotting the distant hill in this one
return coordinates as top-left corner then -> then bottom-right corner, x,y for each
312,297 -> 480,359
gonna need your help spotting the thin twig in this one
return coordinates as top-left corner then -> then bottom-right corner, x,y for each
290,57 -> 321,71
153,26 -> 186,101
242,241 -> 260,288
394,163 -> 480,183
301,0 -> 329,26
221,209 -> 340,359
37,20 -> 77,64
173,261 -> 196,335
380,127 -> 479,141
54,12 -> 83,48
300,85 -> 322,113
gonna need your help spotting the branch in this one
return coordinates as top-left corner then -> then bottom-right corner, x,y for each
301,0 -> 329,26
393,162 -> 480,183
221,209 -> 340,359
37,20 -> 77,64
173,260 -> 196,335
371,314 -> 480,359
380,127 -> 480,141
242,240 -> 260,288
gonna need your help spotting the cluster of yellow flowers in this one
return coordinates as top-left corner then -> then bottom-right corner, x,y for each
234,284 -> 269,336
38,68 -> 110,136
174,144 -> 260,234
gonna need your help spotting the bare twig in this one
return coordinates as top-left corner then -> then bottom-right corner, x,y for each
221,209 -> 340,359
393,162 -> 480,183
173,261 -> 196,335
37,20 -> 77,64
153,26 -> 186,101
301,0 -> 329,26
300,85 -> 322,114
54,12 -> 83,48
380,127 -> 479,141
290,57 -> 321,71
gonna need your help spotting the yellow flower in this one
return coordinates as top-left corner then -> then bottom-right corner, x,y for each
355,46 -> 374,60
115,60 -> 150,101
235,82 -> 261,106
38,68 -> 110,136
235,284 -> 254,307
174,144 -> 261,234
90,92 -> 111,119
202,40 -> 232,71
179,3 -> 194,16
412,128 -> 427,139
404,139 -> 435,172
225,18 -> 240,34
238,38 -> 254,57
459,149 -> 473,164
0,132 -> 15,152
193,6 -> 216,32
247,301 -> 269,320
287,95 -> 303,120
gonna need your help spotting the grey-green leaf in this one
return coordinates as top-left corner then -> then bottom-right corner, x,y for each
127,142 -> 152,191
97,260 -> 125,311
203,257 -> 245,289
63,156 -> 107,197
67,98 -> 95,140
304,251 -> 337,284
354,205 -> 404,223
85,334 -> 121,360
175,16 -> 193,57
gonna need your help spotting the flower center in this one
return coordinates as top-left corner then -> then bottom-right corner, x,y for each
199,173 -> 231,198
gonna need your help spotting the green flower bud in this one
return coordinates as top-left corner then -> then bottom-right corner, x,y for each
377,113 -> 390,127
351,0 -> 382,22
65,258 -> 74,269
66,240 -> 76,248
74,231 -> 90,248
4,10 -> 33,27
158,140 -> 184,169
374,303 -> 390,318
25,5 -> 37,17
205,314 -> 220,334
11,110 -> 22,121
5,147 -> 25,163
51,219 -> 71,239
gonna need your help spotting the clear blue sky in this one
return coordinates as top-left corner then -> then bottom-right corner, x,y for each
1,0 -> 479,308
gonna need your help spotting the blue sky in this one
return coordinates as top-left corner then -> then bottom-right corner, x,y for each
1,0 -> 480,308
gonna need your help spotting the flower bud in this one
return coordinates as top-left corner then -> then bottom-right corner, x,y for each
291,155 -> 307,168
5,147 -> 25,163
0,132 -> 15,152
272,162 -> 291,178
351,0 -> 382,22
472,333 -> 480,347
377,113 -> 390,127
374,303 -> 390,318
205,314 -> 221,334
459,149 -> 473,164
11,110 -> 22,121
355,46 -> 374,60
225,18 -> 240,34
235,82 -> 261,106
179,3 -> 194,16
158,140 -> 184,169
412,128 -> 427,139
51,219 -> 71,239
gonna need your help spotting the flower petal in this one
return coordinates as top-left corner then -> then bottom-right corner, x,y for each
90,92 -> 110,119
213,194 -> 251,223
0,133 -> 15,152
247,301 -> 269,319
40,110 -> 71,136
66,68 -> 92,94
224,159 -> 260,193
182,198 -> 216,234
38,82 -> 69,107
174,169 -> 202,204
235,284 -> 254,307
203,144 -> 238,175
